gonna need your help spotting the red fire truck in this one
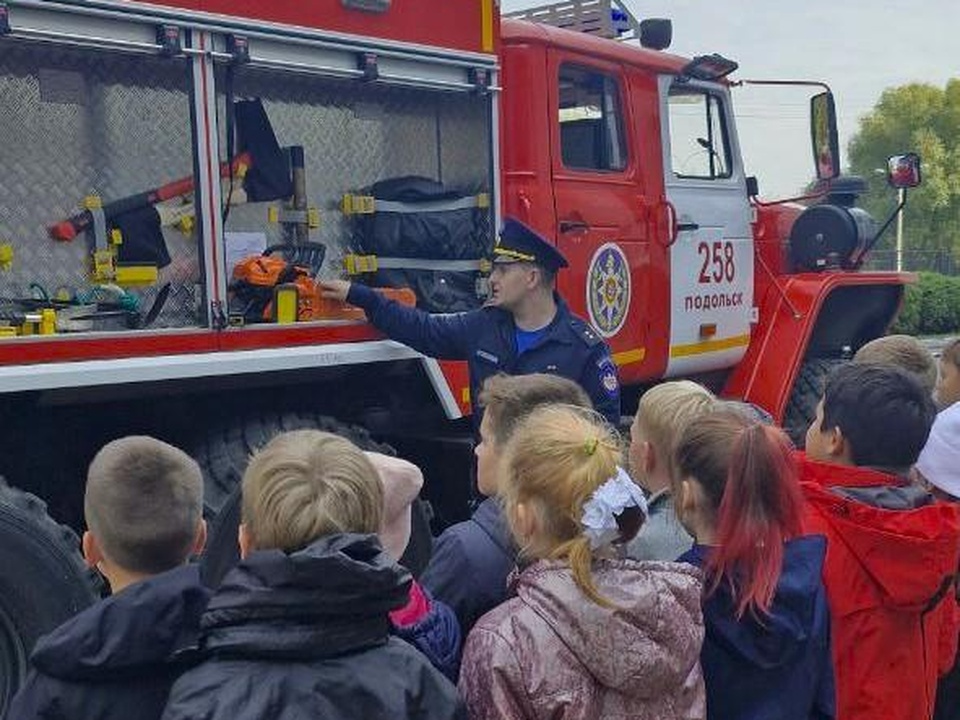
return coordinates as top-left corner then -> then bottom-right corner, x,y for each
0,0 -> 916,703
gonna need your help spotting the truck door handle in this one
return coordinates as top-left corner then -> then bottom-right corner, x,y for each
677,222 -> 700,231
559,219 -> 590,233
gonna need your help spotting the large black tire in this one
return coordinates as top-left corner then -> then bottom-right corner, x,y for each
196,412 -> 394,519
197,412 -> 433,588
783,358 -> 847,448
0,482 -> 100,715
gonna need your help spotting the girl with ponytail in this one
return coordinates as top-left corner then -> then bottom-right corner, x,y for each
459,404 -> 706,720
674,409 -> 835,720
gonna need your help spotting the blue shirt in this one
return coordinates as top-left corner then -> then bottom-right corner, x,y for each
515,326 -> 547,355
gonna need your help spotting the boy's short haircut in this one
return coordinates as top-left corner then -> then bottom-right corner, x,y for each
636,381 -> 716,479
853,335 -> 937,396
478,373 -> 592,447
821,363 -> 937,470
84,436 -> 203,575
241,429 -> 382,553
942,338 -> 960,369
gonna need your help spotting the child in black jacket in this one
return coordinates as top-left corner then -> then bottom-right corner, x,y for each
162,429 -> 464,720
6,436 -> 211,720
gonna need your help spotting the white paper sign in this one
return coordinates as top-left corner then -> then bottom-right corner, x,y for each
224,232 -> 267,274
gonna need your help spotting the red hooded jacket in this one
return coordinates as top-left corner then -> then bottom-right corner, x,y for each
798,455 -> 960,720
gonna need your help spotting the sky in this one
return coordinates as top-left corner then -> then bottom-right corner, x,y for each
501,0 -> 960,197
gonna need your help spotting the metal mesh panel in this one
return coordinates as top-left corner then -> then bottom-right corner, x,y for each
218,68 -> 494,282
0,42 -> 200,330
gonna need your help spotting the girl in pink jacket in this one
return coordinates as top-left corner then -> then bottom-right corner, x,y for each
458,404 -> 706,720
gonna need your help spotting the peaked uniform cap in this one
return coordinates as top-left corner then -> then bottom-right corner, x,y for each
493,218 -> 568,272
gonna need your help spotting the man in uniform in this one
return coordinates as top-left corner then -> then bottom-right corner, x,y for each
318,217 -> 620,426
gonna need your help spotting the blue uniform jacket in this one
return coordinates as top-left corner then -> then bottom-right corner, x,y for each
679,535 -> 836,720
420,497 -> 516,635
346,284 -> 621,426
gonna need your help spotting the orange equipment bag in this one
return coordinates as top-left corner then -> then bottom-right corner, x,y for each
230,255 -> 317,321
231,253 -> 418,323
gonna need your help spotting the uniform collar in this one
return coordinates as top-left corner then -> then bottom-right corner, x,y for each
495,294 -> 574,346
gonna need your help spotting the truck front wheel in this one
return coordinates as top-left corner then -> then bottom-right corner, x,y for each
0,482 -> 99,715
783,358 -> 846,448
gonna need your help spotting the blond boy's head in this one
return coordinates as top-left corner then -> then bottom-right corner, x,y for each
240,430 -> 382,554
84,436 -> 204,576
854,335 -> 937,397
630,381 -> 715,493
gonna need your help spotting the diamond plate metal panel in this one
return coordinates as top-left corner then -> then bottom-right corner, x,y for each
218,68 -> 494,281
0,42 -> 200,330
439,95 -> 494,192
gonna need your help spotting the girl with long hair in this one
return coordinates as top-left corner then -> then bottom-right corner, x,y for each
674,409 -> 835,720
458,404 -> 706,720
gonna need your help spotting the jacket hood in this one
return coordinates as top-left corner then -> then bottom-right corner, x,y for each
201,533 -> 412,659
30,564 -> 211,681
800,455 -> 960,609
684,536 -> 827,670
515,559 -> 703,695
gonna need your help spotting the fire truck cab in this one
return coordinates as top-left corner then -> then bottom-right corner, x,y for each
499,3 -> 912,429
501,18 -> 755,387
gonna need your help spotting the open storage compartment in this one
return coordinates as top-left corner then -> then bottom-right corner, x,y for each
0,39 -> 202,334
217,61 -> 496,322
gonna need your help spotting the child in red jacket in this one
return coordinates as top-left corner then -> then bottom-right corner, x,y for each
801,363 -> 960,720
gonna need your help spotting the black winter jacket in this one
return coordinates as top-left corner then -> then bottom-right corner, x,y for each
162,533 -> 465,720
5,564 -> 211,720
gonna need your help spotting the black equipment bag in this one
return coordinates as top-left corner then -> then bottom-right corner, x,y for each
352,176 -> 492,313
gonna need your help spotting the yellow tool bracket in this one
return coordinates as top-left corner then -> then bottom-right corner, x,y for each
267,206 -> 320,228
343,254 -> 379,275
85,194 -> 158,286
0,243 -> 13,270
340,194 -> 377,216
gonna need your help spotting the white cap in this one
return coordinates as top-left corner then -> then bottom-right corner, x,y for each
365,451 -> 424,561
916,403 -> 960,499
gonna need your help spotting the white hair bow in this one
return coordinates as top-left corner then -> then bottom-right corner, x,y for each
580,466 -> 648,549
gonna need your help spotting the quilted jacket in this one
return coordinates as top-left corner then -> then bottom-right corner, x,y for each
458,558 -> 706,720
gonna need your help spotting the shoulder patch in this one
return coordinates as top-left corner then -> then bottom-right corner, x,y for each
597,357 -> 620,399
570,318 -> 603,347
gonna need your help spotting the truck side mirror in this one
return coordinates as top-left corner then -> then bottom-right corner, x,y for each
810,91 -> 840,181
887,153 -> 921,189
639,19 -> 672,50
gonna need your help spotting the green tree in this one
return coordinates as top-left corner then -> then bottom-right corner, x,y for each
847,81 -> 960,267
